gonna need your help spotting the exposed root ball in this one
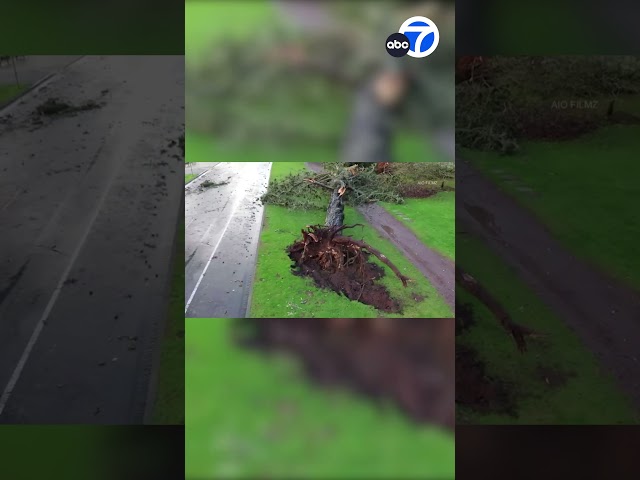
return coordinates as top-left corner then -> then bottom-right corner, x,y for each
233,318 -> 455,429
287,225 -> 409,313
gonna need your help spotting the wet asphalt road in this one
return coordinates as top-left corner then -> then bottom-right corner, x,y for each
0,56 -> 184,423
185,162 -> 271,319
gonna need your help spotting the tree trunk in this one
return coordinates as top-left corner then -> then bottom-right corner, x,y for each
325,186 -> 345,227
455,266 -> 537,351
341,83 -> 394,164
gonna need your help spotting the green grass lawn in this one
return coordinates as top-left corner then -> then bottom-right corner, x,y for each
490,2 -> 595,54
380,192 -> 455,260
456,232 -> 638,424
186,131 -> 334,164
249,162 -> 452,318
0,83 -> 27,105
185,174 -> 196,184
462,123 -> 640,291
187,130 -> 444,164
150,215 -> 184,424
186,0 -> 275,66
186,318 -> 455,479
394,131 -> 452,163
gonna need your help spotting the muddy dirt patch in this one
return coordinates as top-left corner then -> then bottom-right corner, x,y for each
398,183 -> 455,199
456,344 -> 517,416
536,365 -> 575,389
399,184 -> 439,198
200,179 -> 229,190
233,318 -> 455,429
455,301 -> 476,335
515,107 -> 603,141
34,97 -> 104,117
287,225 -> 409,313
455,300 -> 517,416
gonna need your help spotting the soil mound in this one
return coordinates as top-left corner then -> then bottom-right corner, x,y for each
515,107 -> 602,141
455,344 -> 517,416
455,301 -> 518,417
233,318 -> 455,429
287,225 -> 410,313
399,184 -> 455,198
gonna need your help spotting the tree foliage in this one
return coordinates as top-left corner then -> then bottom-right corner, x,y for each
262,162 -> 455,210
187,1 -> 455,148
456,56 -> 640,153
261,163 -> 404,210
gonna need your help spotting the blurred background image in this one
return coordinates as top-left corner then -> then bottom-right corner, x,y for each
186,318 -> 454,479
185,0 -> 455,165
455,56 -> 640,424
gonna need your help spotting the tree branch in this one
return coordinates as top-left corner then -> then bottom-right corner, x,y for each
305,178 -> 334,190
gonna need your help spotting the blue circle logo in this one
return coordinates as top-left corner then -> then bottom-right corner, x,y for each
398,16 -> 439,58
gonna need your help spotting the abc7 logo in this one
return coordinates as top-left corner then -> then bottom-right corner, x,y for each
385,33 -> 410,58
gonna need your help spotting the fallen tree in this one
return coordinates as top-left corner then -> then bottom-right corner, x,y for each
264,163 -> 411,312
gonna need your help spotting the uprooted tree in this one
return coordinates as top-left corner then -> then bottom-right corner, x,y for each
262,163 -> 413,312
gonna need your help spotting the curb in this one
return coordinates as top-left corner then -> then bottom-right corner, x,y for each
184,168 -> 211,188
142,193 -> 185,425
243,162 -> 273,317
0,72 -> 56,114
184,162 -> 221,188
0,56 -> 86,115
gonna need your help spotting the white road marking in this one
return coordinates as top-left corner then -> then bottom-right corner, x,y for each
185,168 -> 211,188
184,163 -> 268,316
0,160 -> 120,414
184,188 -> 244,315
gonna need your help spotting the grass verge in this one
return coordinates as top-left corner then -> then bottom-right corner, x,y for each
150,213 -> 185,424
186,318 -> 455,479
462,123 -> 640,290
380,192 -> 455,260
456,232 -> 638,424
0,83 -> 27,106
